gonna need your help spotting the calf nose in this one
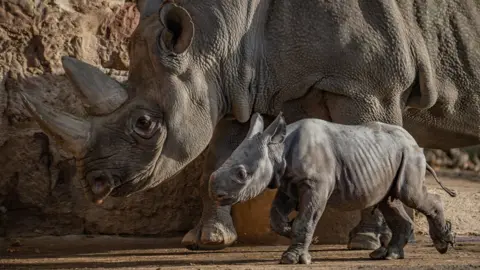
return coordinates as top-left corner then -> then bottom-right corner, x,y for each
215,191 -> 228,200
87,171 -> 114,204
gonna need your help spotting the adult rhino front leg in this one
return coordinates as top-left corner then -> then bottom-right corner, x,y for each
182,118 -> 250,250
324,92 -> 412,250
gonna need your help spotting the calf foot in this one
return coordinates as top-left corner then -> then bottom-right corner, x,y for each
369,246 -> 404,260
182,216 -> 237,250
432,221 -> 456,254
280,250 -> 312,264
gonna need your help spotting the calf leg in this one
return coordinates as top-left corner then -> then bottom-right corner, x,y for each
370,198 -> 413,260
399,185 -> 455,254
395,153 -> 455,254
280,181 -> 329,265
270,190 -> 297,238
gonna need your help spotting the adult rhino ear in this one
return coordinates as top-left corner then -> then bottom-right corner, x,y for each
246,113 -> 264,139
264,112 -> 286,144
159,3 -> 194,54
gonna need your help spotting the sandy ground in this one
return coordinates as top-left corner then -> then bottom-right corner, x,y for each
0,174 -> 478,270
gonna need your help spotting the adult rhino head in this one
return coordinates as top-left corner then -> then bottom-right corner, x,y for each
21,1 -> 253,204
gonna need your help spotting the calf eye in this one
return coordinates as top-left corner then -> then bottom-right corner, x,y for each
134,115 -> 159,139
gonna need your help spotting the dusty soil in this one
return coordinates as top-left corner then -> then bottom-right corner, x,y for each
0,235 -> 479,270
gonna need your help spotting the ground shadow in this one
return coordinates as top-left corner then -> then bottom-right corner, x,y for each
0,258 -> 274,269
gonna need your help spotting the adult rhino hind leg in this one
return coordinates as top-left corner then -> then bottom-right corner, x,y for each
182,119 -> 250,250
369,198 -> 413,260
348,207 -> 390,250
347,207 -> 412,250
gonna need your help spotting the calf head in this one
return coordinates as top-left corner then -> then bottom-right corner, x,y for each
209,113 -> 287,206
19,2 -> 223,204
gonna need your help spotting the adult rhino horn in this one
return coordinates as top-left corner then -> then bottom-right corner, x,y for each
61,56 -> 128,116
19,91 -> 91,157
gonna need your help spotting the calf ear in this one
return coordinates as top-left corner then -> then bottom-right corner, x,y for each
264,112 -> 286,144
267,159 -> 286,189
246,113 -> 264,139
159,3 -> 194,54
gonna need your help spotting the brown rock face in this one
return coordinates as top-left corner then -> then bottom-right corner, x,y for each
0,0 -> 478,243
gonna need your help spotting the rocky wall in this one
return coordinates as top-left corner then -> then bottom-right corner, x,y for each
0,0 -> 478,239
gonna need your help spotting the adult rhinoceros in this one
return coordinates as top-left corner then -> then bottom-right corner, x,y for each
20,0 -> 480,251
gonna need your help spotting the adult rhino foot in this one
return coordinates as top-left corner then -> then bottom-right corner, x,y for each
369,246 -> 404,260
280,250 -> 312,264
182,220 -> 237,250
348,232 -> 381,250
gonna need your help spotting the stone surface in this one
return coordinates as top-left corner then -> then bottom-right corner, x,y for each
0,0 -> 478,243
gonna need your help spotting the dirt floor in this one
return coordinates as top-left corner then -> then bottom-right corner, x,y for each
0,235 -> 479,270
0,174 -> 479,270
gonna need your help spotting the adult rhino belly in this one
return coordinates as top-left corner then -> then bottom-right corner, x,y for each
327,140 -> 398,211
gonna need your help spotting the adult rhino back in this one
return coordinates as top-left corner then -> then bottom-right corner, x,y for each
262,0 -> 480,148
19,0 -> 480,251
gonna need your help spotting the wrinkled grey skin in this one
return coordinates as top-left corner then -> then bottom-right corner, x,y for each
210,113 -> 457,264
20,0 -> 480,251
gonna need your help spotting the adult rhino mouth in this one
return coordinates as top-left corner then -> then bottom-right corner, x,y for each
86,171 -> 148,204
110,180 -> 140,197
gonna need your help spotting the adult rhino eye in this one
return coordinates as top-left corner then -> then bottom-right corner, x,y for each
236,166 -> 248,181
134,115 -> 159,139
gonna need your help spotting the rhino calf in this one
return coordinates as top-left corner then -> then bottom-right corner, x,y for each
209,113 -> 457,264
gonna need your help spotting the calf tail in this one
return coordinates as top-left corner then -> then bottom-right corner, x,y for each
426,163 -> 457,197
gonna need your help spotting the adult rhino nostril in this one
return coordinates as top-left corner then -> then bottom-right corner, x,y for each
92,176 -> 109,194
87,172 -> 114,204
